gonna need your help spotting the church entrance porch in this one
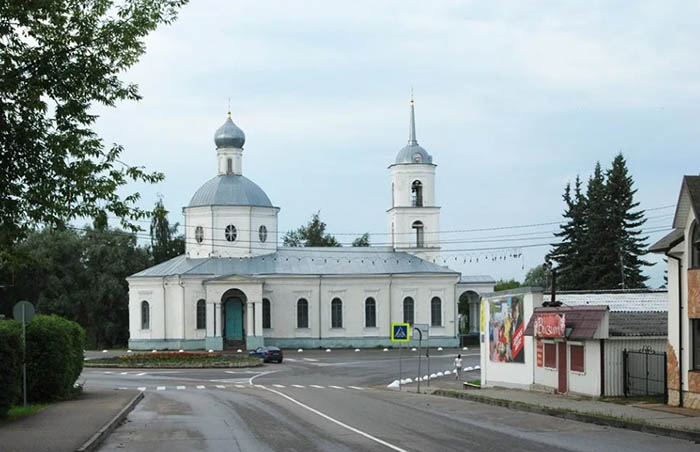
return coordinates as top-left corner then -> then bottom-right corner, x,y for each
205,282 -> 265,351
224,296 -> 244,341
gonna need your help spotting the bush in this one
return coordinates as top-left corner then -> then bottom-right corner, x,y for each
25,315 -> 85,402
0,321 -> 22,417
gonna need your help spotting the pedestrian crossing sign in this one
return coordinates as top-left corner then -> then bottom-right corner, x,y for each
391,323 -> 410,343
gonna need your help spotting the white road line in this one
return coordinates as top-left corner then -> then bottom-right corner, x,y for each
328,385 -> 344,390
349,386 -> 364,391
273,384 -> 286,388
254,384 -> 266,388
177,386 -> 186,390
248,370 -> 279,385
235,385 -> 246,388
104,371 -> 113,374
120,372 -> 128,375
262,386 -> 408,452
196,385 -> 205,389
291,384 -> 305,388
215,385 -> 226,389
137,387 -> 146,392
118,387 -> 128,390
310,385 -> 325,389
156,386 -> 166,391
284,358 -> 298,362
136,372 -> 147,376
302,358 -> 319,362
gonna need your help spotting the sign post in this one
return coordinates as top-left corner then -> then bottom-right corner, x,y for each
13,301 -> 35,407
413,324 -> 429,389
391,323 -> 410,390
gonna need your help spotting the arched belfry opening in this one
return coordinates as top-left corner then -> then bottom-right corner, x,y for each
221,288 -> 247,344
412,220 -> 424,247
411,180 -> 423,207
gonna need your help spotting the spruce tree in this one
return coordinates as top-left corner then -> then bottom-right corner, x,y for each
549,176 -> 588,289
604,153 -> 650,288
584,162 -> 615,289
150,199 -> 184,265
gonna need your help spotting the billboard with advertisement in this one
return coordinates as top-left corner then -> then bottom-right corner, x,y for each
534,313 -> 566,338
488,296 -> 525,363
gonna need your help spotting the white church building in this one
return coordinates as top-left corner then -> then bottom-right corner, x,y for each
127,99 -> 494,350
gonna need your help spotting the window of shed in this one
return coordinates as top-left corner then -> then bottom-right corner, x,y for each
570,344 -> 584,372
544,342 -> 557,369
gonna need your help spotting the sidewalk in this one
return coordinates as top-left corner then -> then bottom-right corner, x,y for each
415,379 -> 700,442
0,389 -> 142,452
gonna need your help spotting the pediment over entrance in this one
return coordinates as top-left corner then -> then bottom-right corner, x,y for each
204,274 -> 263,284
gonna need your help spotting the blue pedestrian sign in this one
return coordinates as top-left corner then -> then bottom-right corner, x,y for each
391,323 -> 410,343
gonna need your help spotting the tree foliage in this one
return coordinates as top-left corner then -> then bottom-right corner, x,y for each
0,0 -> 187,250
283,212 -> 341,247
150,198 -> 184,265
523,265 -> 549,289
352,233 -> 370,247
548,154 -> 650,290
494,279 -> 521,292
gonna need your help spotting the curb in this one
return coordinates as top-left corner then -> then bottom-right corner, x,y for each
75,391 -> 144,452
433,389 -> 700,444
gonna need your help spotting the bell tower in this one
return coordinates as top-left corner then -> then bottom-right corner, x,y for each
387,95 -> 440,262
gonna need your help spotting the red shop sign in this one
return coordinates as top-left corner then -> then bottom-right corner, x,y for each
534,313 -> 566,338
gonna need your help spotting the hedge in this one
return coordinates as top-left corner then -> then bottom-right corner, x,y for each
25,315 -> 85,403
0,321 -> 22,417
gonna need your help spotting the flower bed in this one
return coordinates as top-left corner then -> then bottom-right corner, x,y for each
85,351 -> 262,368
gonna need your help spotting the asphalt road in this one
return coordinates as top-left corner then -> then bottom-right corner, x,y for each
82,349 -> 700,452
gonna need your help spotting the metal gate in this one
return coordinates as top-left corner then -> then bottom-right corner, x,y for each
623,348 -> 667,401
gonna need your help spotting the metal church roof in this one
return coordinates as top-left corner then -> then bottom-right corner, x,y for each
214,115 -> 245,149
130,247 -> 461,278
188,174 -> 274,208
393,97 -> 433,165
542,290 -> 667,313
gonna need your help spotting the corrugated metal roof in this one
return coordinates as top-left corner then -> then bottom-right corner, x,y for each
188,174 -> 273,208
609,312 -> 667,337
542,291 -> 667,313
458,275 -> 496,284
130,247 -> 461,278
524,306 -> 608,340
649,228 -> 684,253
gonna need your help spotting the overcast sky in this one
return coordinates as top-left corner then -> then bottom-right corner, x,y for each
93,1 -> 700,288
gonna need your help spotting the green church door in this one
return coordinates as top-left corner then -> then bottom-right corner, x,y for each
225,297 -> 244,340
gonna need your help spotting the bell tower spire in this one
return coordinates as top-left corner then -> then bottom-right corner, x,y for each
408,88 -> 417,145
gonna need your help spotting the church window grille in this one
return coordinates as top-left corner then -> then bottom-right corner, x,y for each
365,298 -> 376,328
411,180 -> 423,207
297,299 -> 309,328
431,297 -> 442,327
225,224 -> 237,242
141,301 -> 150,329
259,225 -> 268,243
195,226 -> 204,244
196,299 -> 206,329
412,221 -> 424,248
263,298 -> 271,329
331,298 -> 343,328
403,297 -> 414,326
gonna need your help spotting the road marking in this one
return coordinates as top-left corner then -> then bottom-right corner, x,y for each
104,371 -> 113,374
177,386 -> 186,390
118,387 -> 128,390
302,358 -> 319,362
196,385 -> 205,389
292,384 -> 305,388
273,384 -> 286,388
310,385 -> 324,389
284,358 -> 298,362
120,372 -> 128,375
248,370 -> 279,385
156,386 -> 166,391
349,386 -> 364,390
136,372 -> 147,376
215,385 -> 226,389
254,384 -> 266,389
328,385 -> 344,390
262,386 -> 408,452
137,387 -> 146,392
235,385 -> 246,388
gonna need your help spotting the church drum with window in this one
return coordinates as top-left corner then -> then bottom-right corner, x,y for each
126,101 -> 493,351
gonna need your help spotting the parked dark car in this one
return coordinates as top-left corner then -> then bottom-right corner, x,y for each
249,346 -> 283,363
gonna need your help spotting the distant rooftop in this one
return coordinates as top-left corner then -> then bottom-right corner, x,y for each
543,290 -> 667,313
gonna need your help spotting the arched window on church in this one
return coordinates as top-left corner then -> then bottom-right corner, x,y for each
141,301 -> 150,330
403,297 -> 414,326
411,180 -> 423,207
196,299 -> 206,329
365,297 -> 376,328
692,221 -> 700,268
412,221 -> 424,248
227,158 -> 233,174
297,299 -> 309,329
431,297 -> 442,327
331,298 -> 343,328
262,298 -> 271,329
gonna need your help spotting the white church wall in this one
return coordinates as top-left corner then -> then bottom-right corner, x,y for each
390,164 -> 436,207
185,206 -> 213,258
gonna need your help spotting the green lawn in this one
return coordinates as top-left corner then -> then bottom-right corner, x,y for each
1,404 -> 49,425
85,351 -> 262,368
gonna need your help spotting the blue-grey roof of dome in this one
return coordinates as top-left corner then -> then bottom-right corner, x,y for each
188,174 -> 273,208
214,115 -> 245,148
393,98 -> 433,165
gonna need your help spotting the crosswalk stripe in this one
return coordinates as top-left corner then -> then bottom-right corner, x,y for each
120,372 -> 128,375
156,386 -> 166,391
348,386 -> 364,390
137,387 -> 146,391
196,385 -> 205,389
254,384 -> 265,388
104,371 -> 112,374
235,385 -> 246,388
177,386 -> 185,390
215,385 -> 226,389
310,385 -> 324,389
136,372 -> 147,376
273,384 -> 285,388
292,384 -> 305,388
329,385 -> 344,389
303,358 -> 319,362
